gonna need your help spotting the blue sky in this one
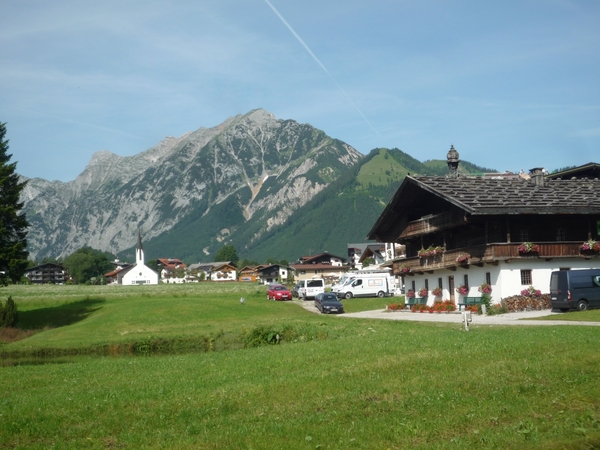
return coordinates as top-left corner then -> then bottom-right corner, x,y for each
1,0 -> 599,182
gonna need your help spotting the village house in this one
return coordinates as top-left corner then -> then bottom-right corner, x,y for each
367,147 -> 600,307
237,265 -> 266,282
187,261 -> 237,281
157,258 -> 187,283
257,264 -> 293,285
347,243 -> 405,269
290,252 -> 347,281
104,259 -> 131,285
25,263 -> 67,284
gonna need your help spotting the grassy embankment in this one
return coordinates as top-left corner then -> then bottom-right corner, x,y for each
1,283 -> 599,449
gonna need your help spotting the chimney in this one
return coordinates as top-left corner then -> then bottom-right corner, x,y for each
447,145 -> 460,178
530,167 -> 545,186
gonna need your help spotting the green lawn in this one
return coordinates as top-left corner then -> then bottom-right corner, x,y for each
533,309 -> 600,322
1,283 -> 599,449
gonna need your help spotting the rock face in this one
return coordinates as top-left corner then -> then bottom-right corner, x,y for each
22,109 -> 363,260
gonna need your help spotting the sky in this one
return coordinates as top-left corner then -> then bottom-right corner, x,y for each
1,0 -> 599,182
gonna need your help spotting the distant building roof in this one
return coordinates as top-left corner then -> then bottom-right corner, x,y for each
546,162 -> 600,180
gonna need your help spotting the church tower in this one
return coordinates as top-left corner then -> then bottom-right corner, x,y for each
136,229 -> 145,266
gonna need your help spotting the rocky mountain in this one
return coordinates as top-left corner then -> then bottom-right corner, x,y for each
21,109 -> 363,261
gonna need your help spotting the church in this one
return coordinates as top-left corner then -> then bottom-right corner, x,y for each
109,231 -> 159,285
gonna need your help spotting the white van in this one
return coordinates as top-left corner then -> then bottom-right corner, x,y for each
331,269 -> 395,296
297,278 -> 325,300
336,275 -> 390,299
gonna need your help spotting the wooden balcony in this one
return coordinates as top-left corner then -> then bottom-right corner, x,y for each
399,211 -> 464,239
394,242 -> 596,274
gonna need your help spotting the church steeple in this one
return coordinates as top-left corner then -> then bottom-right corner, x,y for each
136,230 -> 144,266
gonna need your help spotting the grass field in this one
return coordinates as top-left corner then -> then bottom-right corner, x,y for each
1,283 -> 600,449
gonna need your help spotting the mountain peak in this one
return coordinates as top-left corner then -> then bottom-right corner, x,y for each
21,110 -> 363,260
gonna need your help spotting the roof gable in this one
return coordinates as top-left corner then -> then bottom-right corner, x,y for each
369,175 -> 600,241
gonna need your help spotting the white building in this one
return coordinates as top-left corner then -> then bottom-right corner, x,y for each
367,151 -> 600,306
118,231 -> 159,285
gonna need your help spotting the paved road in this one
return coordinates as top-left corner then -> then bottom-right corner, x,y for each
340,309 -> 600,326
293,298 -> 600,326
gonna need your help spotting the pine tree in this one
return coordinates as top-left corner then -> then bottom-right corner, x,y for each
1,295 -> 18,327
0,123 -> 29,285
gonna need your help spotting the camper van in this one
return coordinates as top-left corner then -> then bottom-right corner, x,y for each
331,269 -> 395,296
336,275 -> 391,299
296,278 -> 325,300
550,269 -> 600,311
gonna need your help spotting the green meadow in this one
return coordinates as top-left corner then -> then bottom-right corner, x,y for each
1,283 -> 599,449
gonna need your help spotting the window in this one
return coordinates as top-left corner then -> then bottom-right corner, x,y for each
486,272 -> 491,285
464,274 -> 469,289
425,279 -> 429,289
520,269 -> 532,285
411,280 -> 415,291
438,277 -> 443,289
519,229 -> 529,242
556,228 -> 565,241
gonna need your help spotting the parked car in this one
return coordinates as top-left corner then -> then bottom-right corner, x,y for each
291,282 -> 302,298
297,278 -> 325,300
267,284 -> 292,301
550,268 -> 600,311
314,292 -> 345,314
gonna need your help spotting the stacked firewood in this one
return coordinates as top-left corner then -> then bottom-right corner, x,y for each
502,294 -> 551,312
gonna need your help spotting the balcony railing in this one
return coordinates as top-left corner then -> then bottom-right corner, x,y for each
399,211 -> 464,239
394,242 -> 594,274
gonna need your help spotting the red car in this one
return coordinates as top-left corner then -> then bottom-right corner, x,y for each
267,284 -> 292,301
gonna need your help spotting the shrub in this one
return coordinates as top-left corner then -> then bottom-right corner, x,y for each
0,296 -> 18,328
486,303 -> 507,316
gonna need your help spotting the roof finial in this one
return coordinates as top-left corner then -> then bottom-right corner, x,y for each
447,145 -> 460,178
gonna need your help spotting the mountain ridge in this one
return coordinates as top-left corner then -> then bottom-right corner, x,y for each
21,109 -> 363,260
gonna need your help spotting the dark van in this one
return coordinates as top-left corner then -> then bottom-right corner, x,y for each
550,269 -> 600,312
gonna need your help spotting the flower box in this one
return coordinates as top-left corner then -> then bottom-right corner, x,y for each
580,240 -> 600,253
456,253 -> 470,264
431,287 -> 443,297
456,285 -> 469,295
478,283 -> 492,294
418,245 -> 445,258
518,242 -> 539,254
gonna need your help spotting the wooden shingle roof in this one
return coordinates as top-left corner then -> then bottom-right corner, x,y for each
368,174 -> 600,241
414,176 -> 600,215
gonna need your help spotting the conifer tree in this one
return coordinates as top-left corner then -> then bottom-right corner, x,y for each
0,123 -> 29,285
0,295 -> 18,327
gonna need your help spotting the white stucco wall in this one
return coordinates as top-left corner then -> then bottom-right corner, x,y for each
122,264 -> 159,285
404,258 -> 600,305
